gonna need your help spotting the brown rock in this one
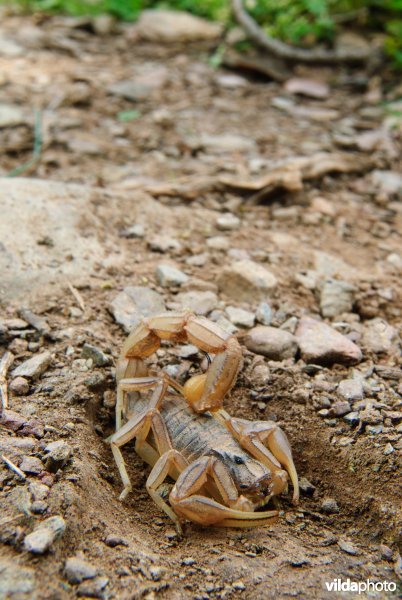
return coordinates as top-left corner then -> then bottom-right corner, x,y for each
295,317 -> 362,365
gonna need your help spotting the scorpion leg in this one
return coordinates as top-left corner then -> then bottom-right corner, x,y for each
146,449 -> 189,535
110,378 -> 172,500
169,456 -> 278,528
221,415 -> 299,504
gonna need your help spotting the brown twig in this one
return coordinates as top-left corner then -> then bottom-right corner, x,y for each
67,281 -> 86,313
0,352 -> 14,412
231,0 -> 370,64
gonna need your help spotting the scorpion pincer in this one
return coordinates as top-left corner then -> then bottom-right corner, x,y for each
109,311 -> 299,533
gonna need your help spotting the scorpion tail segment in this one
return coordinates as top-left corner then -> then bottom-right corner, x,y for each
266,427 -> 299,505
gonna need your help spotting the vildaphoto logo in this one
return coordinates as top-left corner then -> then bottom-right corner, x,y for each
325,578 -> 397,594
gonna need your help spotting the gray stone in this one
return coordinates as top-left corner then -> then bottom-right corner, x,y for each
12,351 -> 52,379
343,411 -> 360,426
320,279 -> 356,318
218,260 -> 277,302
108,80 -> 152,101
338,539 -> 358,555
372,170 -> 402,195
9,376 -> 30,395
120,223 -> 145,239
19,308 -> 50,336
206,236 -> 230,251
321,498 -> 339,514
255,302 -> 273,326
295,317 -> 362,366
19,455 -> 44,474
23,515 -> 66,554
136,9 -> 222,42
77,576 -> 109,598
81,344 -> 112,367
314,251 -> 357,281
109,286 -> 165,333
176,291 -> 218,316
226,306 -> 255,328
362,318 -> 399,354
384,443 -> 394,455
29,481 -> 49,501
243,326 -> 298,360
155,264 -> 188,287
0,560 -> 36,597
0,103 -> 26,127
44,440 -> 72,472
337,378 -> 364,401
329,401 -> 351,417
31,500 -> 48,514
148,235 -> 183,254
285,77 -> 329,99
216,213 -> 241,231
299,477 -> 316,495
65,556 -> 98,584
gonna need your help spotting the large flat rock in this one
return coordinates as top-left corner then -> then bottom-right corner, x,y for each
0,179 -> 144,303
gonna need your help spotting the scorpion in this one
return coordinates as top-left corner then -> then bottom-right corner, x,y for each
110,311 -> 299,533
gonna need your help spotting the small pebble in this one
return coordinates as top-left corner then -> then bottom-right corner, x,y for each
299,477 -> 316,496
104,535 -> 128,548
19,456 -> 44,475
23,515 -> 66,554
9,376 -> 29,396
226,306 -> 255,328
155,264 -> 188,287
77,576 -> 109,598
338,539 -> 358,555
216,213 -> 241,231
337,378 -> 364,401
255,302 -> 273,326
81,344 -> 111,367
44,440 -> 72,472
243,326 -> 298,360
329,401 -> 351,417
182,557 -> 196,566
343,411 -> 360,426
321,498 -> 339,514
384,443 -> 394,455
12,351 -> 52,379
65,557 -> 98,584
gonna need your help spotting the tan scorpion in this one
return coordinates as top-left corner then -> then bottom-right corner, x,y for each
110,311 -> 299,533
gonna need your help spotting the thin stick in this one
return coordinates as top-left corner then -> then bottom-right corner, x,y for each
0,352 -> 14,411
67,281 -> 86,312
1,454 -> 26,480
